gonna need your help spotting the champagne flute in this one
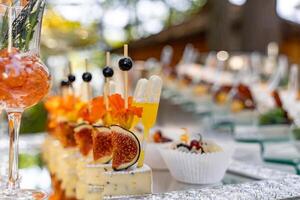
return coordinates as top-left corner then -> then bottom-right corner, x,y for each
0,1 -> 50,199
137,75 -> 162,167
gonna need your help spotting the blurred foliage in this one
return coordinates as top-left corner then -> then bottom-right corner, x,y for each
20,102 -> 48,134
44,0 -> 207,50
41,8 -> 100,54
118,0 -> 207,45
90,50 -> 106,68
19,153 -> 43,169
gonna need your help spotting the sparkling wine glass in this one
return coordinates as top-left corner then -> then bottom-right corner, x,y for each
0,1 -> 50,199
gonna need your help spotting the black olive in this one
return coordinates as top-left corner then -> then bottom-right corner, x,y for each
102,66 -> 114,78
82,72 -> 92,82
118,57 -> 133,71
68,74 -> 76,83
60,80 -> 70,87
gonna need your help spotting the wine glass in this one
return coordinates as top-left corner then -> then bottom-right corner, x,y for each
0,1 -> 50,199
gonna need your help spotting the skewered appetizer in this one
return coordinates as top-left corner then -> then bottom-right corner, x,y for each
192,80 -> 213,96
230,84 -> 256,113
213,84 -> 232,105
211,83 -> 258,125
44,68 -> 89,198
44,46 -> 163,200
75,48 -> 161,199
258,90 -> 291,125
213,83 -> 256,112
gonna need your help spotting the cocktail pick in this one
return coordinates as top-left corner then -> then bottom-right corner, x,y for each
81,59 -> 93,102
60,79 -> 70,98
109,80 -> 116,95
118,44 -> 133,109
67,60 -> 76,95
7,4 -> 13,53
102,52 -> 114,110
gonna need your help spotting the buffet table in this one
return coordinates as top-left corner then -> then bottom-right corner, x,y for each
8,98 -> 300,199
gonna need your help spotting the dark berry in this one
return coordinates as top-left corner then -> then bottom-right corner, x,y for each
190,140 -> 201,150
102,66 -> 114,78
68,74 -> 76,83
82,72 -> 92,82
60,80 -> 70,87
118,57 -> 133,71
176,143 -> 191,150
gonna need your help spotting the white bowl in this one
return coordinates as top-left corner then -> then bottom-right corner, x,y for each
160,144 -> 233,184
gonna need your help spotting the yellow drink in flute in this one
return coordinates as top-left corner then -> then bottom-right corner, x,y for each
140,102 -> 159,132
137,102 -> 159,167
131,102 -> 159,130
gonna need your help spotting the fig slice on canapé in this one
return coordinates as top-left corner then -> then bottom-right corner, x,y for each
55,121 -> 77,148
111,125 -> 141,171
74,123 -> 93,156
92,126 -> 113,163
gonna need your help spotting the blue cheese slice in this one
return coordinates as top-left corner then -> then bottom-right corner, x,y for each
76,156 -> 112,200
59,147 -> 79,198
77,164 -> 152,200
103,165 -> 152,197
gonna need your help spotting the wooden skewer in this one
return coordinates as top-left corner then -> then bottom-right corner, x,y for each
68,60 -> 75,95
85,59 -> 88,72
84,59 -> 91,101
124,44 -> 128,57
68,60 -> 73,74
104,52 -> 110,110
7,5 -> 12,53
104,77 -> 109,110
106,54 -> 111,96
124,44 -> 129,109
106,52 -> 110,66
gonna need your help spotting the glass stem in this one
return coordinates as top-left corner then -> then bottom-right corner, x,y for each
7,111 -> 22,191
137,128 -> 150,168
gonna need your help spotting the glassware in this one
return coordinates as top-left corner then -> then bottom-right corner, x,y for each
136,77 -> 162,167
0,1 -> 50,199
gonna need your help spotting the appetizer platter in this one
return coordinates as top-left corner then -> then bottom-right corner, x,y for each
1,1 -> 300,200
43,45 -> 164,199
37,46 -> 300,199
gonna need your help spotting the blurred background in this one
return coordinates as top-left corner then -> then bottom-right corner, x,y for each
6,0 -> 300,133
41,0 -> 300,63
0,0 -> 300,193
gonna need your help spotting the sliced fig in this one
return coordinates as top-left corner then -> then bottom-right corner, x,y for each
92,126 -> 113,163
111,125 -> 141,171
74,124 -> 93,156
56,121 -> 76,148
